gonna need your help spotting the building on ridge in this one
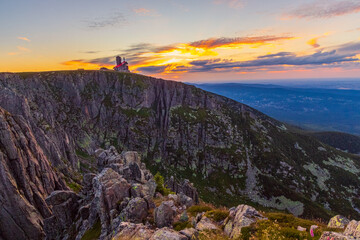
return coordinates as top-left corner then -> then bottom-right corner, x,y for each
113,56 -> 129,72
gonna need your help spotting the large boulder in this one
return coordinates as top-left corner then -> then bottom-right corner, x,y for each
120,197 -> 148,223
113,222 -> 154,240
154,200 -> 177,228
328,215 -> 350,229
150,228 -> 187,240
196,216 -> 218,231
224,205 -> 266,239
344,220 -> 360,238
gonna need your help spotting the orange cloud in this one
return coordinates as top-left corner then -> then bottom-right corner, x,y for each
307,38 -> 320,48
189,36 -> 294,49
7,52 -> 19,56
17,37 -> 30,42
307,32 -> 332,48
133,8 -> 160,17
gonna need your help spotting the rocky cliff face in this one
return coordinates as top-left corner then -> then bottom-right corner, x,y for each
0,70 -> 360,225
0,107 -> 66,239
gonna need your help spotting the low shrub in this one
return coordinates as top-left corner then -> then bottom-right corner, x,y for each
154,172 -> 174,196
173,221 -> 193,231
187,205 -> 213,216
205,209 -> 229,222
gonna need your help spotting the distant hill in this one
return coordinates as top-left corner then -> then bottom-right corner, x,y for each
195,83 -> 360,135
309,131 -> 360,155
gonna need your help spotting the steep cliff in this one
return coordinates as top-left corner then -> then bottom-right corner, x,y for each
0,70 -> 359,223
0,107 -> 66,239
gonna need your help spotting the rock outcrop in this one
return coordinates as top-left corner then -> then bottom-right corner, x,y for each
328,215 -> 350,229
224,204 -> 266,239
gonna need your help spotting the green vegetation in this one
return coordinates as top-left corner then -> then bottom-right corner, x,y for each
187,205 -> 213,216
81,220 -> 101,240
173,221 -> 193,231
240,212 -> 342,240
154,172 -> 174,196
75,149 -> 91,159
66,181 -> 82,193
198,229 -> 230,240
205,209 -> 229,222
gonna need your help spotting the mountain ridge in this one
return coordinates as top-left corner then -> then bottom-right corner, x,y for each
1,70 -> 360,238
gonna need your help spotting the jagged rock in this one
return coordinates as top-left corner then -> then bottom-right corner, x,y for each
319,231 -> 349,240
131,183 -> 145,198
0,107 -> 66,240
87,168 -> 130,238
143,179 -> 157,197
166,177 -> 199,204
168,194 -> 179,203
196,216 -> 218,231
121,151 -> 141,165
178,192 -> 194,208
328,215 -> 351,229
123,162 -> 143,182
82,173 -> 96,193
113,222 -> 154,240
154,200 -> 177,228
150,228 -> 187,240
97,146 -> 123,170
144,195 -> 156,209
93,168 -> 130,211
224,205 -> 266,239
344,220 -> 360,238
179,228 -> 198,239
79,204 -> 91,220
120,197 -> 148,223
44,191 -> 80,240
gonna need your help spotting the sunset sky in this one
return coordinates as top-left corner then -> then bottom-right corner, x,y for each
1,0 -> 360,82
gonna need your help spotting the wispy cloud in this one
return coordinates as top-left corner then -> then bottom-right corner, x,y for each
133,8 -> 160,17
85,12 -> 127,29
7,46 -> 31,56
213,0 -> 245,9
80,50 -> 101,54
17,46 -> 31,52
284,0 -> 360,19
189,36 -> 293,49
17,37 -> 30,42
